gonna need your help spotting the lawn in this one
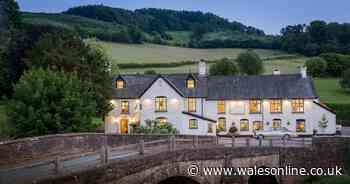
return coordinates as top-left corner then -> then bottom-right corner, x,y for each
89,40 -> 289,64
314,78 -> 350,104
89,40 -> 307,74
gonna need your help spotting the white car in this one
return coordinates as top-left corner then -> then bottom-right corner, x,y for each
336,125 -> 342,135
255,127 -> 298,139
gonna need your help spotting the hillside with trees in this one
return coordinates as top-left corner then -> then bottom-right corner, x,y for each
22,5 -> 279,49
280,21 -> 350,56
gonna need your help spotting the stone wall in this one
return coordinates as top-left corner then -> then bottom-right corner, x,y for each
33,137 -> 350,184
0,133 -> 215,166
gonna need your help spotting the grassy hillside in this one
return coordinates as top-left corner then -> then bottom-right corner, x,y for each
90,40 -> 306,74
314,78 -> 350,104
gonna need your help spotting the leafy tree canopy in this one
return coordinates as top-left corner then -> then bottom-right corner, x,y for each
7,68 -> 97,137
24,31 -> 113,116
305,57 -> 327,77
236,50 -> 264,75
209,58 -> 238,75
340,69 -> 350,92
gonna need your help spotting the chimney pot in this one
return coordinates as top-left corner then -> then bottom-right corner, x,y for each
198,60 -> 207,76
300,66 -> 307,78
273,69 -> 281,75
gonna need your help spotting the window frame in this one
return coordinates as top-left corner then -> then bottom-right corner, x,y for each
218,117 -> 226,131
272,119 -> 282,130
249,100 -> 262,114
187,97 -> 197,112
208,123 -> 213,133
217,100 -> 226,114
292,99 -> 304,113
270,99 -> 282,113
296,119 -> 306,132
156,117 -> 168,125
240,119 -> 249,131
155,96 -> 167,112
253,121 -> 263,131
116,79 -> 125,89
189,119 -> 198,129
186,78 -> 196,89
121,101 -> 129,114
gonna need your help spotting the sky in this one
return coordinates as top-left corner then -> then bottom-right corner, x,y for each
16,0 -> 350,35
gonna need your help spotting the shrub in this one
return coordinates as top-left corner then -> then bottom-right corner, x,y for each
228,126 -> 238,135
340,69 -> 350,92
132,119 -> 177,134
305,57 -> 327,77
7,68 -> 97,137
209,58 -> 238,75
144,70 -> 157,74
236,50 -> 263,75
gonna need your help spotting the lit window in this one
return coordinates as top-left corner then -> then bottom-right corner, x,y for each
187,98 -> 196,112
187,79 -> 195,88
156,117 -> 168,125
189,119 -> 198,129
296,119 -> 306,132
240,119 -> 249,131
272,119 -> 282,130
116,79 -> 125,89
208,123 -> 213,133
155,96 -> 167,112
292,99 -> 304,113
249,100 -> 261,113
217,101 -> 225,114
218,117 -> 226,131
121,101 -> 129,114
270,99 -> 282,113
253,121 -> 263,131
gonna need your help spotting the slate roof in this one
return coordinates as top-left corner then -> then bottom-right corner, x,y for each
112,74 -> 318,100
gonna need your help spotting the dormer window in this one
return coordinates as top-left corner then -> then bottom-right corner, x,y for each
186,76 -> 196,89
116,79 -> 125,89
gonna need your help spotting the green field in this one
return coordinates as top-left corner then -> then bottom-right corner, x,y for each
90,40 -> 307,74
314,78 -> 350,104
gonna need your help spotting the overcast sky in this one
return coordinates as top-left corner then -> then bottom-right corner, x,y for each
17,0 -> 350,34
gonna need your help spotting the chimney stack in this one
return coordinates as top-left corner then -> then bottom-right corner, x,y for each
300,66 -> 307,78
198,59 -> 207,76
273,69 -> 281,75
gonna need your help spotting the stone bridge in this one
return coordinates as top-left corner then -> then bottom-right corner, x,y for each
0,135 -> 348,184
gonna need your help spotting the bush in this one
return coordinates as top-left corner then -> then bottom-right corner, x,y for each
305,57 -> 327,77
236,50 -> 263,75
326,103 -> 350,125
144,70 -> 157,74
209,58 -> 238,75
320,53 -> 350,77
340,69 -> 350,92
132,119 -> 177,134
25,32 -> 112,116
7,68 -> 97,137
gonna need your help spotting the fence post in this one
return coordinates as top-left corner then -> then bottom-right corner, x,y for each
259,136 -> 263,147
54,156 -> 63,174
100,146 -> 106,164
269,139 -> 273,147
246,138 -> 250,147
302,137 -> 305,146
139,140 -> 145,155
169,135 -> 176,151
232,135 -> 235,148
105,146 -> 110,163
193,135 -> 198,148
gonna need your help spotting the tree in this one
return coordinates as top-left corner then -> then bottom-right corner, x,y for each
236,50 -> 263,75
340,69 -> 350,92
209,58 -> 238,75
144,70 -> 157,74
305,57 -> 327,77
24,32 -> 112,116
7,68 -> 97,137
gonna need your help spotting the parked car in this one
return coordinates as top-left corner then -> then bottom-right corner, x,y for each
255,127 -> 298,139
336,125 -> 342,135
